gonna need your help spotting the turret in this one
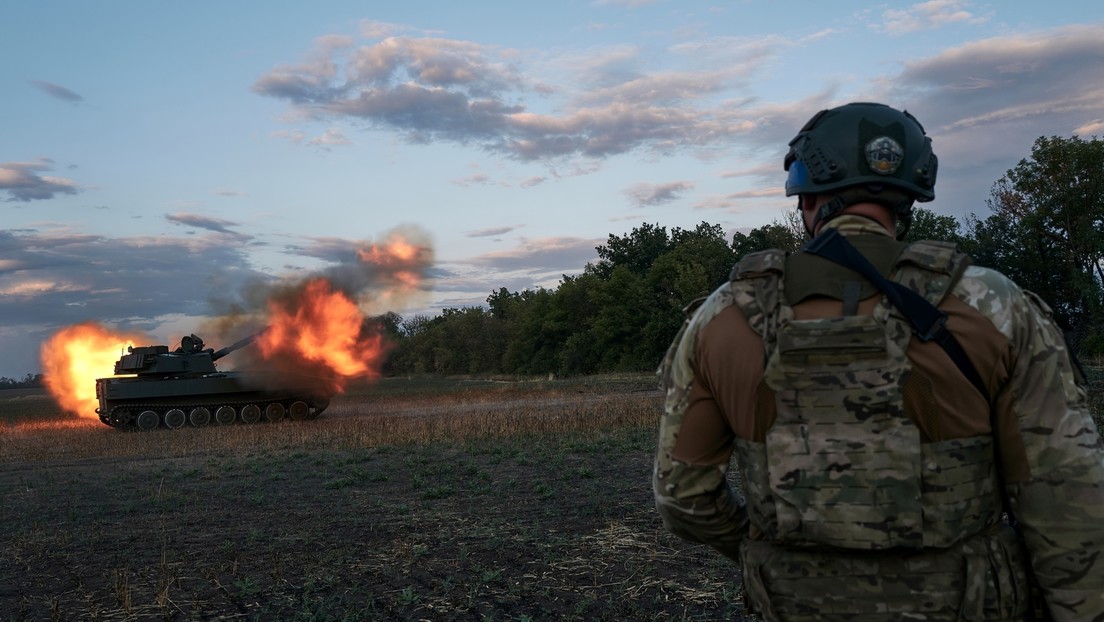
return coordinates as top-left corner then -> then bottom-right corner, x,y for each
112,327 -> 269,376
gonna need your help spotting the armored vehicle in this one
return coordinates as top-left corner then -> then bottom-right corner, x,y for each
94,329 -> 330,430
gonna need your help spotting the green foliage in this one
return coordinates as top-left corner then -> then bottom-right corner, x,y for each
905,207 -> 964,244
0,373 -> 44,390
386,222 -> 736,376
590,222 -> 671,279
732,216 -> 804,256
968,135 -> 1104,351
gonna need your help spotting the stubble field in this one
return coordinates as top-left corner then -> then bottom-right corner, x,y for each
0,375 -> 749,622
6,367 -> 1103,622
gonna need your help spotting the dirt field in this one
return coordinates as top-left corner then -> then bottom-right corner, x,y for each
0,377 -> 751,621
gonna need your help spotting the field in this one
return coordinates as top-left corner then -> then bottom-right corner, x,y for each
0,375 -> 748,622
5,370 -> 1104,622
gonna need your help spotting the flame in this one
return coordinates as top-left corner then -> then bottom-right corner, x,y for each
356,231 -> 430,293
258,278 -> 388,393
41,322 -> 147,417
38,228 -> 433,422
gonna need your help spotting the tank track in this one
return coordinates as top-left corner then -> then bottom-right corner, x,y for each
98,394 -> 329,431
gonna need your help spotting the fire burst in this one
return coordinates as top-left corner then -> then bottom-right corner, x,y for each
41,322 -> 146,418
39,228 -> 433,418
258,278 -> 388,393
357,230 -> 432,297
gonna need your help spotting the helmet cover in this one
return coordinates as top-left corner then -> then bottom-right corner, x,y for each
784,102 -> 937,202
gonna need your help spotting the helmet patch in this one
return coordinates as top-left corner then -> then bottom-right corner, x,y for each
865,136 -> 903,175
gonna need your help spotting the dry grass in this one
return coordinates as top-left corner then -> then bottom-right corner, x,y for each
2,369 -> 1101,622
1,374 -> 755,621
0,375 -> 661,464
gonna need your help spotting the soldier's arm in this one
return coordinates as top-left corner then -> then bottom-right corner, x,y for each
969,269 -> 1104,620
653,290 -> 749,561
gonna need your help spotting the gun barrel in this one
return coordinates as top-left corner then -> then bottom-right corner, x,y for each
212,326 -> 271,361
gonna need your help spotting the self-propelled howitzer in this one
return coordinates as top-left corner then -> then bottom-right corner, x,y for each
95,328 -> 330,430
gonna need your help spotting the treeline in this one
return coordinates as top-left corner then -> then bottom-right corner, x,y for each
379,221 -> 753,377
380,134 -> 1104,376
1,373 -> 44,389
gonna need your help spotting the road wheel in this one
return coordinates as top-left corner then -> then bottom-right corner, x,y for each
164,408 -> 186,429
136,410 -> 159,431
189,407 -> 211,426
265,402 -> 286,422
215,406 -> 236,425
289,400 -> 310,420
241,404 -> 262,424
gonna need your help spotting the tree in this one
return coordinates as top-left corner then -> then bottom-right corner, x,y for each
501,288 -> 561,374
0,373 -> 43,390
592,223 -> 672,279
732,213 -> 804,257
487,287 -> 520,320
977,135 -> 1104,351
904,207 -> 963,244
585,265 -> 653,371
649,222 -> 734,304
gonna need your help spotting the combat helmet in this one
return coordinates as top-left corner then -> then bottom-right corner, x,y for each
784,102 -> 937,239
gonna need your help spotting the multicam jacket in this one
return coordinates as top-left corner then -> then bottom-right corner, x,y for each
653,216 -> 1104,622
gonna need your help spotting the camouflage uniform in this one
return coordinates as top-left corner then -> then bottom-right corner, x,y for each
654,215 -> 1104,621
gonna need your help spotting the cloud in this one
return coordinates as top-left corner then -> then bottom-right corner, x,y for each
692,188 -> 790,212
309,128 -> 353,148
1074,119 -> 1104,136
166,212 -> 251,240
422,236 -> 603,312
684,23 -> 1104,222
625,181 -> 694,207
462,236 -> 601,273
0,229 -> 266,333
281,236 -> 364,264
879,0 -> 989,35
29,79 -> 84,103
272,128 -> 352,148
877,23 -> 1104,204
452,174 -> 492,187
359,20 -> 405,39
467,225 -> 523,238
893,24 -> 1104,125
253,32 -> 784,161
0,159 -> 81,202
721,161 -> 780,179
571,69 -> 742,107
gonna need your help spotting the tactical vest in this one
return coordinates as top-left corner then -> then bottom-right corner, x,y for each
729,240 -> 1031,621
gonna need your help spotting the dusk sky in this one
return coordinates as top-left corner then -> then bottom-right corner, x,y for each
4,1 -> 1104,379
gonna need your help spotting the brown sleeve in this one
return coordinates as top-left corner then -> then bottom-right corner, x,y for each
905,295 -> 1028,481
671,305 -> 764,465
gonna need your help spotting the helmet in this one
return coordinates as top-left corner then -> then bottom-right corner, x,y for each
784,102 -> 937,237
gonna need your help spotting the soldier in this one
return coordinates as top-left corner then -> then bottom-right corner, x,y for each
653,102 -> 1104,621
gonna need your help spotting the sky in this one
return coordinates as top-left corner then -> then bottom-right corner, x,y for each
3,0 -> 1104,379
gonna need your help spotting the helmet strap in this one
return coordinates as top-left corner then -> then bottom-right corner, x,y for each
809,186 -> 915,240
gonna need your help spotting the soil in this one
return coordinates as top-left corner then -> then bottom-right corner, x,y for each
0,382 -> 752,621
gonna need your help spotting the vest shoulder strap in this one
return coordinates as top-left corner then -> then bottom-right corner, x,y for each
729,249 -> 787,281
728,249 -> 788,346
893,239 -> 972,306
